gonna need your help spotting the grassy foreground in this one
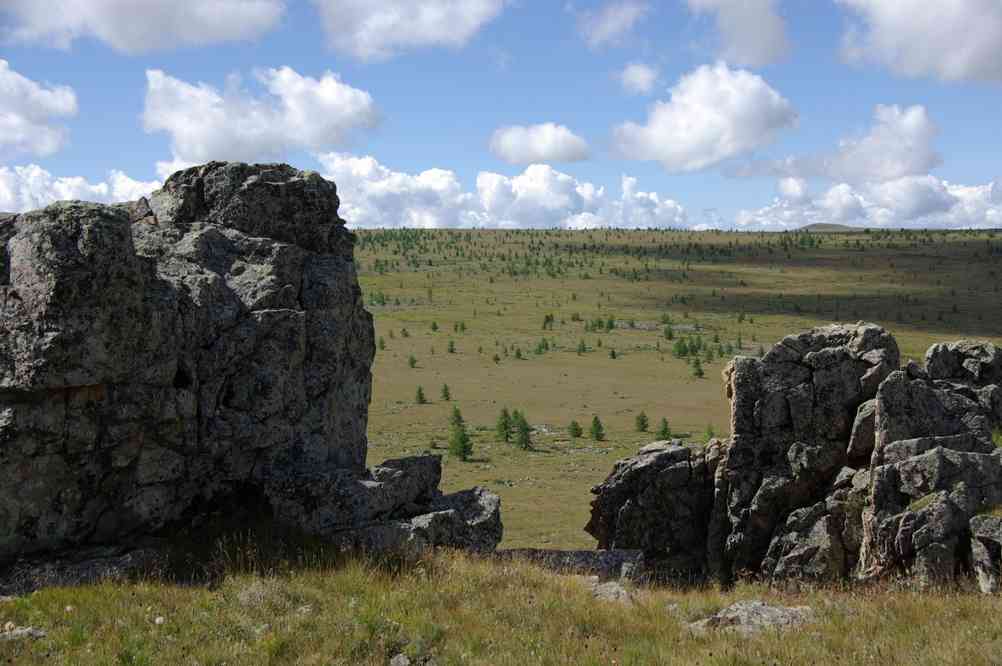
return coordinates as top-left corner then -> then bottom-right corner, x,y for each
2,550 -> 1001,665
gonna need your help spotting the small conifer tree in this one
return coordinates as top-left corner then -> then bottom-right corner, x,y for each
415,386 -> 427,404
448,421 -> 473,461
514,412 -> 532,450
496,407 -> 512,442
440,384 -> 451,401
656,417 -> 671,440
635,411 -> 649,432
590,415 -> 606,441
568,420 -> 583,439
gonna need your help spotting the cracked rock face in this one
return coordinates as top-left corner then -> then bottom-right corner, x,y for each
0,162 -> 501,566
585,441 -> 720,577
711,323 -> 899,581
588,324 -> 1002,591
858,341 -> 1002,586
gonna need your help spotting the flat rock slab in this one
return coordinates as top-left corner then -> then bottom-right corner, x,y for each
0,547 -> 162,596
687,600 -> 815,636
495,548 -> 644,580
589,579 -> 634,606
0,626 -> 46,641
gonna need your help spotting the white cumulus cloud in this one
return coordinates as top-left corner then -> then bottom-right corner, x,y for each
315,153 -> 483,228
614,61 -> 797,173
866,175 -> 957,221
619,63 -> 659,95
733,104 -> 941,186
991,179 -> 1002,206
736,176 -> 1002,230
687,0 -> 789,67
818,183 -> 866,222
838,0 -> 1002,82
489,123 -> 590,165
777,176 -> 808,202
310,0 -> 507,61
577,1 -> 649,49
729,101 -> 1001,230
824,105 -> 941,184
0,60 -> 77,159
0,0 -> 285,54
0,164 -> 159,213
143,67 -> 379,179
316,152 -> 686,229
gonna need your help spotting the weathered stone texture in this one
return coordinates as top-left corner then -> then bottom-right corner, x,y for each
0,162 -> 501,567
588,324 -> 1002,591
585,441 -> 720,575
711,323 -> 898,581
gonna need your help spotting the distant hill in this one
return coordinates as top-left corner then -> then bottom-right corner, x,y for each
799,223 -> 863,233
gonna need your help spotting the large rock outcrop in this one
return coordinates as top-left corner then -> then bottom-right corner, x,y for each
710,323 -> 898,581
0,162 -> 500,569
588,324 -> 1002,591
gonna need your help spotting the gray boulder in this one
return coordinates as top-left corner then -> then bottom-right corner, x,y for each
970,515 -> 1002,594
687,600 -> 815,636
585,441 -> 720,576
0,162 -> 501,569
589,579 -> 634,605
0,626 -> 47,641
925,340 -> 1002,387
847,399 -> 877,465
330,487 -> 502,555
872,370 -> 998,457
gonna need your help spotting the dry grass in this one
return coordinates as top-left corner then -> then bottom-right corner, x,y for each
2,551 -> 1001,665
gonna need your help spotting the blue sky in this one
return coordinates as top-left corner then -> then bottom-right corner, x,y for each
1,0 -> 1000,229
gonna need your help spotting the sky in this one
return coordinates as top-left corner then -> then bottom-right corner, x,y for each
1,0 -> 1001,230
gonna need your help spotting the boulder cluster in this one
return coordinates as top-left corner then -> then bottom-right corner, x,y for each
588,323 -> 1002,590
0,162 -> 500,580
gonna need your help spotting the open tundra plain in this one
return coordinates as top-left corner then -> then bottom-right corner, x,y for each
357,227 -> 1002,549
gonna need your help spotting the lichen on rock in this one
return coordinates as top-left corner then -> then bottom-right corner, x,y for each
587,323 -> 1002,591
0,162 -> 501,577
